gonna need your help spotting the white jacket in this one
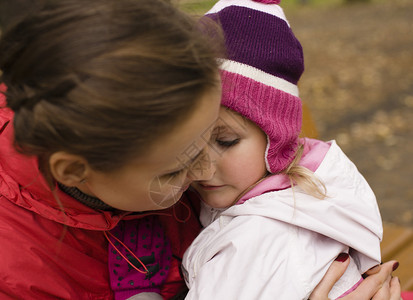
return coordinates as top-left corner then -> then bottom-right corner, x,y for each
182,140 -> 382,300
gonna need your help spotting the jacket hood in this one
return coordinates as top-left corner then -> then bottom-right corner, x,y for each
223,140 -> 383,272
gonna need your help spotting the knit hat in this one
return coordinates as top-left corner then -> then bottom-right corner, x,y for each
205,0 -> 304,173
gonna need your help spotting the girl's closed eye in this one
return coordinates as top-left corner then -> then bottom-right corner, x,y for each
216,138 -> 240,148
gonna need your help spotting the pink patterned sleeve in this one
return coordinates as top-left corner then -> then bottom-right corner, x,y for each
108,216 -> 172,300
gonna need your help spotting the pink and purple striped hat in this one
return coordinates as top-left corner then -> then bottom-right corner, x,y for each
205,0 -> 304,173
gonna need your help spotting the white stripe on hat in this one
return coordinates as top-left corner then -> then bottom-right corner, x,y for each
220,59 -> 299,97
206,0 -> 290,27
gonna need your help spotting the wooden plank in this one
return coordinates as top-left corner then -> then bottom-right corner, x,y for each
300,102 -> 319,139
392,241 -> 413,291
382,223 -> 413,261
382,223 -> 413,291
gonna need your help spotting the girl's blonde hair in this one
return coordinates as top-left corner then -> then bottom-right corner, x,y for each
282,143 -> 327,200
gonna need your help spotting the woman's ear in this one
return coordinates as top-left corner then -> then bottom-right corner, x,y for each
49,152 -> 90,187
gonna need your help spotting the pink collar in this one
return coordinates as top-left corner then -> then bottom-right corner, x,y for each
236,138 -> 330,205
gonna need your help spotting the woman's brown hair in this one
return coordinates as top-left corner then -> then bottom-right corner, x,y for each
0,0 -> 221,174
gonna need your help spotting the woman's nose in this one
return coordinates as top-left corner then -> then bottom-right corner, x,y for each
187,148 -> 216,182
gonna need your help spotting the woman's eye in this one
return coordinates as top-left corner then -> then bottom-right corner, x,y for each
165,168 -> 184,178
216,138 -> 240,147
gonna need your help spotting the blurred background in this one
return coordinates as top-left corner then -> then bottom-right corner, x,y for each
1,0 -> 412,226
288,0 -> 413,227
182,0 -> 413,227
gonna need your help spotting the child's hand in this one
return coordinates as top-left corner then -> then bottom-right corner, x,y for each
309,254 -> 401,300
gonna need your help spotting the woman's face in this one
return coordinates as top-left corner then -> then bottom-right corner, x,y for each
81,86 -> 221,212
191,107 -> 268,208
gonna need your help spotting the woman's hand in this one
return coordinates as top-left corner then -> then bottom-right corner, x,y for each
309,254 -> 401,300
362,262 -> 401,300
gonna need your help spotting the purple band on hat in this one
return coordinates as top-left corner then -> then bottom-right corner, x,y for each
207,6 -> 303,84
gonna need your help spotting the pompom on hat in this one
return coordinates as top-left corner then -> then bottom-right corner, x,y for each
205,0 -> 304,173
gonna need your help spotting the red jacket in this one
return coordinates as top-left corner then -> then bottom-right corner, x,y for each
0,85 -> 201,299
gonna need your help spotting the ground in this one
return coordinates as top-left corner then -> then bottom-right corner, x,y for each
286,0 -> 413,226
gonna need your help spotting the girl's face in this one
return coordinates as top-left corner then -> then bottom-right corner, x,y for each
191,107 -> 268,208
80,87 -> 221,212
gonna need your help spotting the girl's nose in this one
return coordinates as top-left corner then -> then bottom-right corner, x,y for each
187,148 -> 216,182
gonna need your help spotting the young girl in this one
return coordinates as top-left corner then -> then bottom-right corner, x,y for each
0,0 -> 401,299
181,1 -> 392,299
